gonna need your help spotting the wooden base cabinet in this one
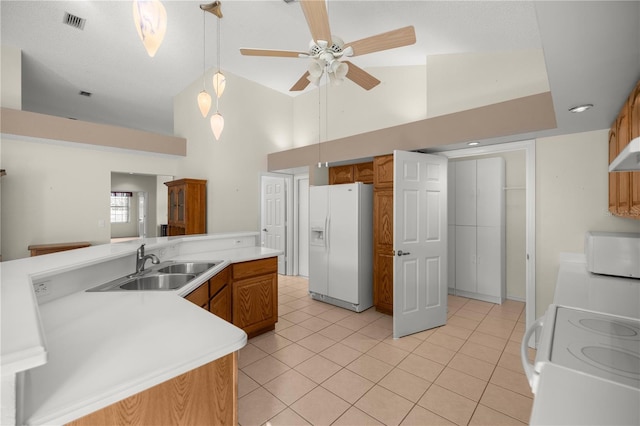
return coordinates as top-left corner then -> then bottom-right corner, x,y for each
185,266 -> 232,323
67,352 -> 238,426
231,257 -> 278,338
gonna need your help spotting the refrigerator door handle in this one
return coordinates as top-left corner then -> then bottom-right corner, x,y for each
326,216 -> 330,251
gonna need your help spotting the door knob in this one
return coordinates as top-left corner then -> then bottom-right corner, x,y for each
397,250 -> 411,256
262,228 -> 268,232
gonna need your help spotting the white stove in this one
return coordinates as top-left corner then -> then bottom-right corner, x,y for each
523,232 -> 640,425
535,305 -> 640,390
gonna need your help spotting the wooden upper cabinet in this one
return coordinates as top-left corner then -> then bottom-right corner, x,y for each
374,155 -> 394,188
329,165 -> 355,185
165,178 -> 207,235
354,162 -> 374,184
328,162 -> 374,185
609,79 -> 640,220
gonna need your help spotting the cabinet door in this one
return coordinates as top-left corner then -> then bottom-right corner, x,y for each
232,273 -> 277,336
617,112 -> 631,214
329,165 -> 355,184
476,226 -> 502,300
210,285 -> 231,322
609,128 -> 619,214
177,187 -> 186,224
185,282 -> 209,309
373,189 -> 394,314
455,160 -> 477,226
448,225 -> 456,292
354,162 -> 374,184
477,158 -> 504,227
374,155 -> 394,188
168,187 -> 178,223
455,225 -> 476,293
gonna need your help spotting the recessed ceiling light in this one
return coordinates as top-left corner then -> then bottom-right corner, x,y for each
569,104 -> 593,113
468,142 -> 479,146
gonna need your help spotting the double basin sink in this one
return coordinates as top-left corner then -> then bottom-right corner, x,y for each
87,261 -> 222,292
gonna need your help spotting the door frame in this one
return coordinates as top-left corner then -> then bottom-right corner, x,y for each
293,173 -> 310,277
438,139 -> 536,331
260,172 -> 294,276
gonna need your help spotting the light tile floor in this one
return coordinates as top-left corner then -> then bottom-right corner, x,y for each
238,275 -> 536,426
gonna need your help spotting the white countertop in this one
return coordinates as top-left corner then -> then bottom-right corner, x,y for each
1,234 -> 281,425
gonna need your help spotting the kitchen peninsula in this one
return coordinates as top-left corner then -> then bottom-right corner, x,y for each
1,233 -> 281,425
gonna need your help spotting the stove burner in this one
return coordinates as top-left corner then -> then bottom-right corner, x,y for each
578,318 -> 639,338
580,346 -> 640,375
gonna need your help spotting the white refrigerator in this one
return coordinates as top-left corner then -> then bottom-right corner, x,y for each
309,182 -> 373,312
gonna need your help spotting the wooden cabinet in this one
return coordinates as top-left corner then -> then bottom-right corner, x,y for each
165,178 -> 207,235
184,259 -> 277,338
373,154 -> 394,314
609,79 -> 640,219
185,266 -> 231,322
231,257 -> 278,338
328,162 -> 374,184
68,353 -> 237,426
210,267 -> 232,322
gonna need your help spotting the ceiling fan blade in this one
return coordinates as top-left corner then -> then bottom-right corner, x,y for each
240,48 -> 308,58
344,26 -> 416,57
343,61 -> 380,90
299,0 -> 331,44
290,71 -> 311,91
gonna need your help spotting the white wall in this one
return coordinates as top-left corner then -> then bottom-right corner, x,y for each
535,129 -> 640,317
173,69 -> 292,233
0,138 -> 180,260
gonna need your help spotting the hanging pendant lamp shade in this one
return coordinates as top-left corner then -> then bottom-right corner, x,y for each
210,112 -> 224,140
132,0 -> 167,58
197,90 -> 212,117
213,72 -> 226,98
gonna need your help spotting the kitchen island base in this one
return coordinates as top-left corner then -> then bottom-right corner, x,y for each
66,353 -> 237,426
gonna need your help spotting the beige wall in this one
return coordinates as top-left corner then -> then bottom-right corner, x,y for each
1,45 -> 21,110
173,69 -> 292,233
535,129 -> 640,316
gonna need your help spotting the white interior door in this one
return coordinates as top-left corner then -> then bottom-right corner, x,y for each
393,150 -> 448,339
261,175 -> 286,274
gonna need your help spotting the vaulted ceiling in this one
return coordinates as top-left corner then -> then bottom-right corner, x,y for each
1,1 -> 638,139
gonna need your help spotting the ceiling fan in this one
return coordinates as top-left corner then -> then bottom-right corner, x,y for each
240,0 -> 416,91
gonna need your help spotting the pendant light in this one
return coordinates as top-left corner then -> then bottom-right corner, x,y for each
132,0 -> 167,58
209,2 -> 224,140
197,11 -> 211,117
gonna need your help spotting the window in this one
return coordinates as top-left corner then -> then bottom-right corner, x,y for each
110,191 -> 132,223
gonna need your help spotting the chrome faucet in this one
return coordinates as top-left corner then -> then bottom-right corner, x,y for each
135,244 -> 160,274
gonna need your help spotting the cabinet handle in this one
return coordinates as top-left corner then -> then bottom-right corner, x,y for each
397,250 -> 411,256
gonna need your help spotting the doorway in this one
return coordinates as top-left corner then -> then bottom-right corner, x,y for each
440,140 -> 536,330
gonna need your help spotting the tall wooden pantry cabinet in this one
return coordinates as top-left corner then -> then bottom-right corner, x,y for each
449,157 -> 505,304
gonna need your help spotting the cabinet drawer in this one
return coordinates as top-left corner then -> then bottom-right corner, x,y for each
210,266 -> 230,297
232,257 -> 277,280
185,282 -> 209,307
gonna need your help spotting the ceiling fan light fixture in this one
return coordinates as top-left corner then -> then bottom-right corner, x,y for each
332,61 -> 348,79
213,71 -> 226,98
197,90 -> 212,117
132,0 -> 167,58
308,60 -> 324,78
210,112 -> 224,140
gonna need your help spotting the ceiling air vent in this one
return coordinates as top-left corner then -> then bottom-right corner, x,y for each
63,12 -> 85,30
79,91 -> 92,97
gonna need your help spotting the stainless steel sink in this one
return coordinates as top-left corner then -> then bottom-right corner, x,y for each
119,273 -> 196,291
87,260 -> 222,292
157,262 -> 218,275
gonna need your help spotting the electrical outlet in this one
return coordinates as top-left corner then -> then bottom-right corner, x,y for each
34,281 -> 51,297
